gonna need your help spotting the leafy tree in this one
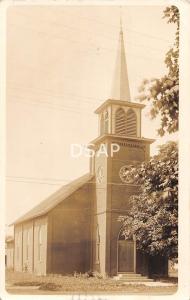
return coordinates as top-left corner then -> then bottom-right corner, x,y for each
137,6 -> 179,136
119,141 -> 178,261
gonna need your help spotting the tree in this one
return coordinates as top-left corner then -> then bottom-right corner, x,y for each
119,141 -> 178,261
137,6 -> 179,136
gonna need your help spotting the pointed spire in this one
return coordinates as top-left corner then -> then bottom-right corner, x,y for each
110,17 -> 131,101
120,11 -> 123,34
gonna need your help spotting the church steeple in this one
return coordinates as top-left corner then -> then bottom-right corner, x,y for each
94,15 -> 147,139
110,19 -> 131,101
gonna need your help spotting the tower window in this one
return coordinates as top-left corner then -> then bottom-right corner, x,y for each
115,108 -> 127,135
126,109 -> 137,137
104,111 -> 109,134
100,111 -> 109,135
100,114 -> 104,135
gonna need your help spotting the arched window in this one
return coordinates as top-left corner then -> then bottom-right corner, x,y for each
16,232 -> 20,261
115,108 -> 127,135
95,225 -> 100,263
126,109 -> 137,137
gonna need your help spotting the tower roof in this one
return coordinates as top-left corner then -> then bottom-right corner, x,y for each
110,22 -> 131,101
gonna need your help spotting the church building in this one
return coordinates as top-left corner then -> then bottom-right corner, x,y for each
12,25 -> 168,278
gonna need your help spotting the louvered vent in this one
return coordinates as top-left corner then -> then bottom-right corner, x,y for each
126,109 -> 137,137
115,108 -> 127,136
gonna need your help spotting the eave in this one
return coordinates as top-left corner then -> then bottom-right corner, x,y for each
89,134 -> 155,147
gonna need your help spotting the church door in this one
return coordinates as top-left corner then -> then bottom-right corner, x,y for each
118,238 -> 135,272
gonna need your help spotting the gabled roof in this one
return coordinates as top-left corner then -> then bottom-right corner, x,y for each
12,173 -> 94,225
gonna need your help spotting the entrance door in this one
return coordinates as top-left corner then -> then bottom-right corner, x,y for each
118,239 -> 135,272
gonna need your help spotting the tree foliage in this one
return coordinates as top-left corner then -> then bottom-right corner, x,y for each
119,141 -> 178,260
137,6 -> 179,136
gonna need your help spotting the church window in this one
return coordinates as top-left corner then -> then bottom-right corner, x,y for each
95,225 -> 100,263
16,246 -> 19,260
115,108 -> 127,135
26,230 -> 30,260
126,109 -> 137,137
16,232 -> 19,260
38,226 -> 42,261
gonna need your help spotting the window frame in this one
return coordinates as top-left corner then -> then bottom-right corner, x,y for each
38,226 -> 43,262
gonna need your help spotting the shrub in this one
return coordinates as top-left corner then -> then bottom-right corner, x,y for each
39,282 -> 62,291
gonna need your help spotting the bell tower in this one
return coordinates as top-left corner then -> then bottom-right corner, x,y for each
90,21 -> 154,277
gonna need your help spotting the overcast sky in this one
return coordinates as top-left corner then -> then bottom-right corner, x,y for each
6,5 -> 178,232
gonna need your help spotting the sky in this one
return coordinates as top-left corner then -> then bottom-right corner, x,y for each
6,5 -> 178,233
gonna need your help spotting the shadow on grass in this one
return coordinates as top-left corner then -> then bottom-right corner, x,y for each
13,281 -> 62,291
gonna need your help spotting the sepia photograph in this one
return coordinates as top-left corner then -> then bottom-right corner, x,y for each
4,2 -> 180,295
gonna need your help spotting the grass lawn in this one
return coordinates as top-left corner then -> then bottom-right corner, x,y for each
5,270 -> 177,295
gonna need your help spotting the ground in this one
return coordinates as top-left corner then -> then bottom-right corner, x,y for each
5,270 -> 177,295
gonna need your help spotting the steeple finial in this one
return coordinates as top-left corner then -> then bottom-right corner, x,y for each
120,6 -> 123,35
110,9 -> 131,102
